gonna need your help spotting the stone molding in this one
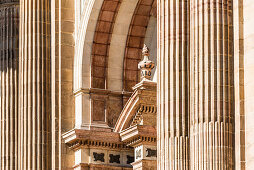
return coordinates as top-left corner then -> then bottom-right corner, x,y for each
114,80 -> 157,132
63,130 -> 135,169
120,125 -> 156,147
131,104 -> 157,126
62,129 -> 131,150
73,88 -> 133,97
131,159 -> 157,170
114,73 -> 157,170
73,163 -> 133,170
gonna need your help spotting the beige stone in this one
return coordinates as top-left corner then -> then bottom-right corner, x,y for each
1,0 -> 254,169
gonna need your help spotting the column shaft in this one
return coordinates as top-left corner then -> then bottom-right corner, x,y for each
18,0 -> 51,169
0,2 -> 19,170
189,0 -> 234,169
157,0 -> 190,169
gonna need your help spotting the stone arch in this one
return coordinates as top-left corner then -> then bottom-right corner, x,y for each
106,0 -> 140,91
73,0 -> 157,129
74,0 -> 104,91
91,0 -> 122,89
74,0 -> 157,92
73,0 -> 105,128
106,0 -> 157,92
123,0 -> 156,92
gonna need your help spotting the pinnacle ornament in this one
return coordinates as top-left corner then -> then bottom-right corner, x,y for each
138,44 -> 155,81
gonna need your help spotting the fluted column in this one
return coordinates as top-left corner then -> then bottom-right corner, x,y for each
157,0 -> 189,169
0,1 -> 19,169
18,0 -> 51,169
189,0 -> 234,169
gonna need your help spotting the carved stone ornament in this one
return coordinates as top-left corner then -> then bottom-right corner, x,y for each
131,104 -> 157,126
109,154 -> 120,164
136,149 -> 142,159
93,152 -> 105,162
138,44 -> 155,81
127,155 -> 134,164
146,148 -> 157,157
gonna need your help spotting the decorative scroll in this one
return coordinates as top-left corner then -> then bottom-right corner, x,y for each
135,149 -> 142,159
127,155 -> 134,164
93,152 -> 105,162
146,148 -> 157,157
109,154 -> 120,164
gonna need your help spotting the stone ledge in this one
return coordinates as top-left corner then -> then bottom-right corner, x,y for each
120,125 -> 156,147
131,159 -> 157,170
132,79 -> 157,91
73,88 -> 133,97
62,129 -> 132,150
73,163 -> 133,170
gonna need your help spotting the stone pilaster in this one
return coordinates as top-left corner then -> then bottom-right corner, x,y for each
18,0 -> 51,169
0,1 -> 19,169
157,0 -> 189,169
189,0 -> 234,169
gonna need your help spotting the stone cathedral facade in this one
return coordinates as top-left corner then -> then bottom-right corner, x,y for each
0,0 -> 253,169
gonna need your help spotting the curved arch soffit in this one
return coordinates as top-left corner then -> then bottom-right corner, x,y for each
74,0 -> 157,92
123,0 -> 156,91
74,0 -> 104,91
107,0 -> 139,91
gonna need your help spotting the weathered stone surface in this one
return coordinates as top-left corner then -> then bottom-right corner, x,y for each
0,1 -> 19,169
18,0 -> 51,169
1,0 -> 254,169
157,0 -> 189,169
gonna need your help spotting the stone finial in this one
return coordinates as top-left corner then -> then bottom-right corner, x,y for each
142,44 -> 150,56
138,44 -> 155,81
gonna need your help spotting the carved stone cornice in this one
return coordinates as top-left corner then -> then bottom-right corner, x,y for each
73,163 -> 133,169
62,129 -> 132,150
120,125 -> 156,147
131,104 -> 157,127
132,79 -> 156,92
73,87 -> 133,98
131,159 -> 157,170
114,80 -> 157,132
